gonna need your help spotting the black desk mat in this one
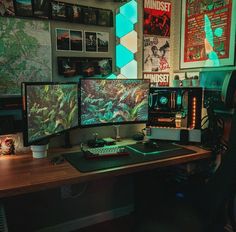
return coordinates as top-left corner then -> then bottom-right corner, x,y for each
63,143 -> 196,173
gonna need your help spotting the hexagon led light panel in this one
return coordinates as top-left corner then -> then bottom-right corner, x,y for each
116,13 -> 134,38
116,0 -> 137,79
116,44 -> 134,68
120,31 -> 137,53
120,0 -> 137,24
120,60 -> 137,78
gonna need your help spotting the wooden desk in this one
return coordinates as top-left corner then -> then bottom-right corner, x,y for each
0,143 -> 211,199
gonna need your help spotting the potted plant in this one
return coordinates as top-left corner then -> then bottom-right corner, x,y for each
172,75 -> 181,87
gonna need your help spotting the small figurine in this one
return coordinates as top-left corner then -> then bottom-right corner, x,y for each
0,137 -> 15,155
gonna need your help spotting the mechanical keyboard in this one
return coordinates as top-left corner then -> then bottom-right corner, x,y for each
85,145 -> 130,159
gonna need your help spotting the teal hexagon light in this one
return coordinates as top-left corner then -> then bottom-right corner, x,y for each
115,0 -> 137,79
120,0 -> 137,24
116,44 -> 134,68
121,60 -> 137,78
116,13 -> 134,38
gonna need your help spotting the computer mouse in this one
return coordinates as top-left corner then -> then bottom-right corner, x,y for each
144,141 -> 159,149
51,156 -> 64,165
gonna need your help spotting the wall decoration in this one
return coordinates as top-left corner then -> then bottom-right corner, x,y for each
143,36 -> 170,73
97,32 -> 109,52
51,1 -> 66,21
70,30 -> 83,51
143,0 -> 171,36
97,9 -> 113,27
83,7 -> 98,25
56,28 -> 70,51
14,0 -> 33,17
0,0 -> 15,16
57,57 -> 112,78
32,0 -> 50,19
67,4 -> 82,23
115,0 -> 138,79
0,17 -> 52,95
180,0 -> 236,69
142,0 -> 171,86
85,31 -> 97,52
143,72 -> 169,87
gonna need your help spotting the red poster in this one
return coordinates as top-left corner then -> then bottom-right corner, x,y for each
184,0 -> 232,63
143,0 -> 171,36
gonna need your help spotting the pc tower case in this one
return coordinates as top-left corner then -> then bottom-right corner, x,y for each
146,87 -> 202,143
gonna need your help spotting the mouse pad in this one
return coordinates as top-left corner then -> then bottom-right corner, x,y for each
63,144 -> 196,173
126,142 -> 181,155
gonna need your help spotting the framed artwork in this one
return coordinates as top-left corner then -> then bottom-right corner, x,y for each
97,9 -> 113,27
14,0 -> 33,17
67,4 -> 83,23
70,30 -> 83,51
32,0 -> 50,19
180,0 -> 236,69
85,31 -> 97,52
56,28 -> 70,51
0,0 -> 15,16
82,7 -> 98,25
51,1 -> 67,21
57,57 -> 112,78
97,32 -> 109,52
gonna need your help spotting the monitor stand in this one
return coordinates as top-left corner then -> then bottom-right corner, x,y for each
63,131 -> 72,148
114,125 -> 121,141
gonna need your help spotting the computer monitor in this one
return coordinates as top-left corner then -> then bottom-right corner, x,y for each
22,82 -> 79,146
80,79 -> 150,127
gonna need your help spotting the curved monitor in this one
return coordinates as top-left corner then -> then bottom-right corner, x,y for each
80,79 -> 150,127
22,82 -> 79,146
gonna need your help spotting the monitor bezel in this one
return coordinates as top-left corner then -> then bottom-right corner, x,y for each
79,78 -> 150,128
22,81 -> 79,146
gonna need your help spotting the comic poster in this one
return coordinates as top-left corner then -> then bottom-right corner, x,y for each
143,72 -> 169,87
143,0 -> 171,36
143,35 -> 170,72
180,0 -> 235,68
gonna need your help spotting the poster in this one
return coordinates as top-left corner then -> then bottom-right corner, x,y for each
143,72 -> 169,87
57,57 -> 112,77
97,32 -> 109,52
0,17 -> 52,95
143,36 -> 170,72
180,0 -> 236,68
143,0 -> 171,36
0,0 -> 15,16
56,28 -> 70,50
85,31 -> 97,52
56,28 -> 83,51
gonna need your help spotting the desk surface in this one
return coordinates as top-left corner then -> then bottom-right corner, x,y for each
0,141 -> 211,198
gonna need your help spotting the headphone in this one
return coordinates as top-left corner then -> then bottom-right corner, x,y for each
221,70 -> 236,108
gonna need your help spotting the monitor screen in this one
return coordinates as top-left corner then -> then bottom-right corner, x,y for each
80,79 -> 150,127
22,82 -> 79,146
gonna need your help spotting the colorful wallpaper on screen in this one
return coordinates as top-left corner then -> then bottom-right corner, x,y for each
81,79 -> 149,126
27,84 -> 78,143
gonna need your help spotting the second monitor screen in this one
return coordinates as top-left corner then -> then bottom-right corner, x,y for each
80,79 -> 150,127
